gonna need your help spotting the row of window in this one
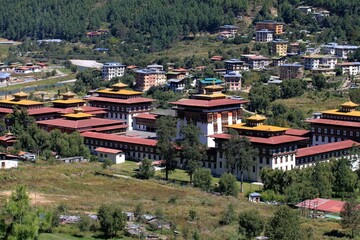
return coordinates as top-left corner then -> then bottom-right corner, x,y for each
85,139 -> 155,153
313,127 -> 360,137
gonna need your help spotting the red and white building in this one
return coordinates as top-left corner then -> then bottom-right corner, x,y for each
87,83 -> 154,130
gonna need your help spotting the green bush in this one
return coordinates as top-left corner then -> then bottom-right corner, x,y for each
193,168 -> 212,191
218,173 -> 239,196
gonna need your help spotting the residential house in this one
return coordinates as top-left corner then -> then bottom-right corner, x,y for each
272,39 -> 288,56
95,147 -> 125,164
255,29 -> 274,43
135,68 -> 166,91
102,62 -> 126,81
256,20 -> 285,35
303,55 -> 337,70
279,64 -> 304,80
335,62 -> 360,75
224,71 -> 242,91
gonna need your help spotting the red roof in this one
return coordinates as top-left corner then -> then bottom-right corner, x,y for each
296,140 -> 359,158
296,198 -> 346,213
211,133 -> 307,145
85,125 -> 127,132
336,62 -> 360,66
81,132 -> 157,146
173,68 -> 189,72
59,106 -> 107,114
37,117 -> 126,130
285,129 -> 310,136
133,113 -> 157,120
28,107 -> 62,115
87,96 -> 154,104
95,147 -> 123,154
248,55 -> 269,60
307,118 -> 360,128
0,108 -> 13,114
171,99 -> 248,108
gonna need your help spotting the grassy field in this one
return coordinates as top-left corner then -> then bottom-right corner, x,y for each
273,91 -> 349,116
0,161 -> 349,239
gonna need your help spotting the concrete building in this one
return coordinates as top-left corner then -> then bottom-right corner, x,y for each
95,147 -> 125,164
279,64 -> 304,80
335,62 -> 360,75
303,55 -> 337,70
255,29 -> 274,42
135,68 -> 166,91
322,42 -> 339,55
272,39 -> 288,56
102,62 -> 126,81
256,20 -> 284,35
0,160 -> 18,169
334,45 -> 359,59
224,71 -> 242,91
242,55 -> 270,70
224,59 -> 249,73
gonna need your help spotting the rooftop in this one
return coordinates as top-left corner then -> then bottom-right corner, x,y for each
52,99 -> 86,104
133,113 -> 157,120
227,123 -> 288,132
336,62 -> 360,66
103,62 -> 125,67
211,133 -> 306,145
0,99 -> 43,106
95,147 -> 123,154
170,98 -> 248,108
296,140 -> 359,158
37,117 -> 126,130
81,131 -> 157,146
296,198 -> 346,213
321,109 -> 360,117
306,118 -> 360,128
87,96 -> 154,104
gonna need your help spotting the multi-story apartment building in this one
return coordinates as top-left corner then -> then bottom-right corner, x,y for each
242,55 -> 271,70
303,55 -> 337,70
135,68 -> 166,91
255,29 -> 274,42
224,71 -> 242,91
256,20 -> 284,35
279,64 -> 304,80
335,62 -> 360,75
224,59 -> 250,73
102,62 -> 126,81
271,39 -> 288,56
334,45 -> 359,59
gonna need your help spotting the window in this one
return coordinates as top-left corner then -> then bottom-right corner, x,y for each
220,161 -> 222,168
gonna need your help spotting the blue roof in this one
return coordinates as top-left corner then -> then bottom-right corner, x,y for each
94,48 -> 109,51
200,78 -> 223,84
0,73 -> 11,78
249,192 -> 261,197
103,62 -> 125,67
279,64 -> 303,67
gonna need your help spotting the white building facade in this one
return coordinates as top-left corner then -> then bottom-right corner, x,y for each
102,62 -> 126,81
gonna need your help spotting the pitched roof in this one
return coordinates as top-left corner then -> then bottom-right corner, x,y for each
210,133 -> 306,145
81,132 -> 157,146
95,147 -> 123,154
306,118 -> 360,128
296,198 -> 346,213
37,117 -> 126,129
285,129 -> 310,136
87,96 -> 154,104
59,106 -> 107,114
27,107 -> 62,115
133,113 -> 157,120
170,99 -> 248,108
296,140 -> 359,158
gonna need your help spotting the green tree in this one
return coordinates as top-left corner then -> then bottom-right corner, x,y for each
265,206 -> 301,240
280,79 -> 306,99
156,116 -> 178,180
341,195 -> 360,238
312,161 -> 334,198
1,185 -> 39,240
224,132 -> 259,192
312,74 -> 326,91
134,203 -> 144,222
238,210 -> 264,240
349,89 -> 360,104
78,214 -> 91,232
332,158 -> 357,200
193,168 -> 212,191
98,203 -> 126,238
102,158 -> 113,169
218,173 -> 239,196
138,158 -> 155,179
179,123 -> 206,183
220,204 -> 236,225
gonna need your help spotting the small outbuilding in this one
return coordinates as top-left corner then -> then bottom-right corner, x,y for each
95,147 -> 125,164
249,192 -> 261,203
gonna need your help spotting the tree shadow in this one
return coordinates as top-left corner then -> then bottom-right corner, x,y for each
323,230 -> 350,238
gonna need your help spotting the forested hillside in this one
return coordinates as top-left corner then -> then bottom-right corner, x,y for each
0,0 -> 248,45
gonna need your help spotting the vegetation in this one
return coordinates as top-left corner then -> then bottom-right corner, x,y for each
218,173 -> 239,197
97,203 -> 126,238
224,132 -> 258,193
193,168 -> 212,192
138,158 -> 155,179
238,210 -> 265,240
341,195 -> 360,238
155,116 -> 178,180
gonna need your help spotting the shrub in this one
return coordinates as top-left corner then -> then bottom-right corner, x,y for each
218,173 -> 239,196
168,196 -> 177,204
78,214 -> 91,232
193,168 -> 212,191
138,158 -> 155,179
188,210 -> 197,221
220,204 -> 236,225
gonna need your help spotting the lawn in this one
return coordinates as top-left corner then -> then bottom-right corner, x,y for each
273,91 -> 348,116
0,162 -> 346,239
